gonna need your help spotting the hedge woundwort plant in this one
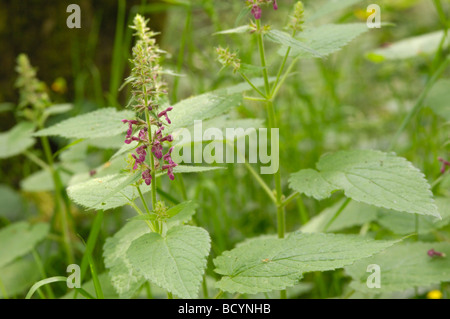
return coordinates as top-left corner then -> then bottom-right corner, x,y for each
3,0 -> 450,300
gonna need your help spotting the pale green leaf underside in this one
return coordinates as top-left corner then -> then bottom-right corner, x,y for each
33,108 -> 135,139
0,259 -> 40,298
425,79 -> 450,121
266,29 -> 323,58
368,30 -> 449,61
67,166 -> 223,211
301,199 -> 379,233
289,150 -> 439,218
127,225 -> 210,299
166,90 -> 243,135
214,232 -> 397,294
377,197 -> 450,235
345,242 -> 450,293
0,222 -> 49,269
280,23 -> 370,58
20,168 -> 71,192
103,221 -> 150,298
0,122 -> 35,159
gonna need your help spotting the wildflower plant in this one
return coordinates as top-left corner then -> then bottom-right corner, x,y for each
2,0 -> 450,301
123,15 -> 177,189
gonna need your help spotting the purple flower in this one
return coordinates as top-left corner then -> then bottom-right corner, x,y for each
162,162 -> 177,180
142,169 -> 152,185
158,107 -> 173,124
152,140 -> 163,159
163,147 -> 174,164
428,248 -> 445,258
273,0 -> 278,10
251,5 -> 262,19
438,157 -> 450,174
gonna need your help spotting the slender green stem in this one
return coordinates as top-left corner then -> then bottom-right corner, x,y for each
137,187 -> 152,215
23,150 -> 50,171
271,30 -> 297,95
272,58 -> 299,100
244,162 -> 277,205
128,200 -> 156,232
144,108 -> 158,213
202,275 -> 209,299
323,198 -> 351,232
0,277 -> 8,299
172,8 -> 192,102
167,291 -> 173,299
75,210 -> 104,299
239,72 -> 267,99
255,20 -> 270,95
280,192 -> 299,208
256,18 -> 286,300
214,290 -> 224,299
32,250 -> 55,299
244,96 -> 268,102
87,252 -> 104,299
389,56 -> 450,151
145,282 -> 153,299
40,135 -> 74,265
25,276 -> 67,299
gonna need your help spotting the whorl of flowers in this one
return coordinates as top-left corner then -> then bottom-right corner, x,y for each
216,47 -> 241,73
123,14 -> 176,185
246,0 -> 278,20
288,1 -> 305,32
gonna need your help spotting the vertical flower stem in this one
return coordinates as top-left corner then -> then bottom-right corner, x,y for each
40,135 -> 74,265
255,19 -> 286,299
255,19 -> 285,240
145,107 -> 158,211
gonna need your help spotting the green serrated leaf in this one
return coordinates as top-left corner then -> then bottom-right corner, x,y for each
214,232 -> 397,294
345,242 -> 450,293
368,30 -> 449,60
33,108 -> 135,139
67,173 -> 151,211
266,29 -> 323,58
289,150 -> 439,218
127,225 -> 210,299
166,90 -> 243,135
0,222 -> 49,269
0,122 -> 35,159
103,221 -> 150,298
280,23 -> 370,58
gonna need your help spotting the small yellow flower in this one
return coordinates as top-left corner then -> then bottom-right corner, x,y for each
427,290 -> 443,299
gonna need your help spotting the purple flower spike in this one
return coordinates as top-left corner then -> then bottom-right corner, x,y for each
152,140 -> 163,159
251,5 -> 262,19
158,106 -> 173,124
142,169 -> 152,186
